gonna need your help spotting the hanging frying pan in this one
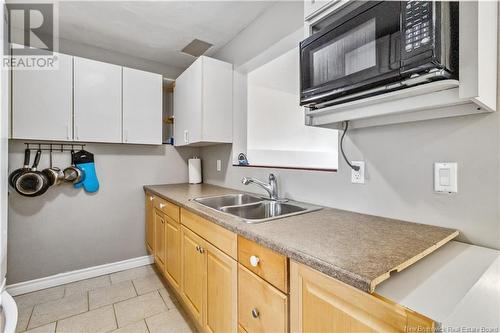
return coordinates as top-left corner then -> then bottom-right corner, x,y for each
63,149 -> 84,184
8,148 -> 30,188
14,149 -> 50,197
42,149 -> 64,186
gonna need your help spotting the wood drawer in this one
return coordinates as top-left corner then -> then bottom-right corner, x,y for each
181,208 -> 237,259
238,236 -> 288,293
154,196 -> 180,222
238,265 -> 288,333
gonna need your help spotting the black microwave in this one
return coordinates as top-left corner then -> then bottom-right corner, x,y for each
300,1 -> 459,109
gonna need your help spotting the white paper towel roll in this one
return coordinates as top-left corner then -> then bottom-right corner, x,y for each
188,158 -> 202,184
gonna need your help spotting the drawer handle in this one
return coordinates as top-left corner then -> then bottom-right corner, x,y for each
149,196 -> 154,201
251,308 -> 259,319
159,203 -> 166,209
249,255 -> 260,267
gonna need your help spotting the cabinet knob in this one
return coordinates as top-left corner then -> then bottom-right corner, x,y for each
199,247 -> 204,254
149,196 -> 154,201
159,203 -> 166,209
196,245 -> 200,252
251,308 -> 259,319
249,255 -> 260,267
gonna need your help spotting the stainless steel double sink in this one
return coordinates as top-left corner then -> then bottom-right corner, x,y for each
193,193 -> 321,223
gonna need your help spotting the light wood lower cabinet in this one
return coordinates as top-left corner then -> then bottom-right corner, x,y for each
145,194 -> 435,333
180,225 -> 238,333
238,265 -> 288,333
238,236 -> 288,293
165,216 -> 181,291
290,261 -> 435,333
145,194 -> 155,254
205,241 -> 237,333
153,209 -> 166,272
181,226 -> 206,324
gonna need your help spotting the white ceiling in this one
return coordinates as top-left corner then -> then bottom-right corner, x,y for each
56,1 -> 275,73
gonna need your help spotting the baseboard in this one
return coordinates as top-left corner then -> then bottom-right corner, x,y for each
6,255 -> 154,296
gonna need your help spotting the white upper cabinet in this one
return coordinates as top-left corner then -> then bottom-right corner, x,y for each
174,56 -> 232,147
73,57 -> 122,143
304,0 -> 337,21
123,67 -> 163,144
12,52 -> 73,141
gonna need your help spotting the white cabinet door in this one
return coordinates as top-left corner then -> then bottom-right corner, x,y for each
73,57 -> 122,143
12,52 -> 73,141
304,0 -> 335,21
173,58 -> 202,147
201,57 -> 232,144
123,68 -> 162,144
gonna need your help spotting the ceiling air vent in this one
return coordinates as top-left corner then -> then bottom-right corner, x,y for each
181,39 -> 213,57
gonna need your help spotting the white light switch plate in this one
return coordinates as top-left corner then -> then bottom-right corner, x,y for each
351,161 -> 365,184
434,162 -> 458,193
216,160 -> 222,172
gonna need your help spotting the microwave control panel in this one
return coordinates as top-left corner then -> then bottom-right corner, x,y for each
403,1 -> 433,54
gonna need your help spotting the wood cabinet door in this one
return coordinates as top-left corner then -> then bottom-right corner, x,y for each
165,216 -> 181,291
12,51 -> 73,141
122,67 -> 162,144
73,56 -> 122,143
154,209 -> 166,270
145,194 -> 155,254
204,241 -> 237,333
290,261 -> 433,333
238,265 -> 288,333
181,226 -> 206,324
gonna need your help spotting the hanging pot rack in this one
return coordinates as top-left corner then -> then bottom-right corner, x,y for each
24,142 -> 86,152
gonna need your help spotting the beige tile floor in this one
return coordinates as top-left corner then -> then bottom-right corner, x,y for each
14,265 -> 197,333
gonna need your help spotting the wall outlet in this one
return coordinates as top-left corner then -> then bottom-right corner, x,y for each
351,161 -> 365,184
216,160 -> 222,172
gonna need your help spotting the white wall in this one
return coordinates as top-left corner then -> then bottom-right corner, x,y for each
202,1 -> 500,250
7,142 -> 198,283
1,0 -> 10,286
246,46 -> 338,169
59,37 -> 183,78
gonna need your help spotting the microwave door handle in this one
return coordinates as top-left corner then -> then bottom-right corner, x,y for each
302,88 -> 344,104
389,32 -> 401,70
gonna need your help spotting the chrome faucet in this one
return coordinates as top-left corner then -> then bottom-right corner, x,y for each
242,173 -> 279,200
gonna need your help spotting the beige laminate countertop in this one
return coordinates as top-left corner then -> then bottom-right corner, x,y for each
144,183 -> 459,293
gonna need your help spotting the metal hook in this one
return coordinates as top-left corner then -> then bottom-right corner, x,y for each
49,145 -> 53,168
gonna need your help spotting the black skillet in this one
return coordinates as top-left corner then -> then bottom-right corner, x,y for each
14,149 -> 50,197
8,148 -> 31,188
